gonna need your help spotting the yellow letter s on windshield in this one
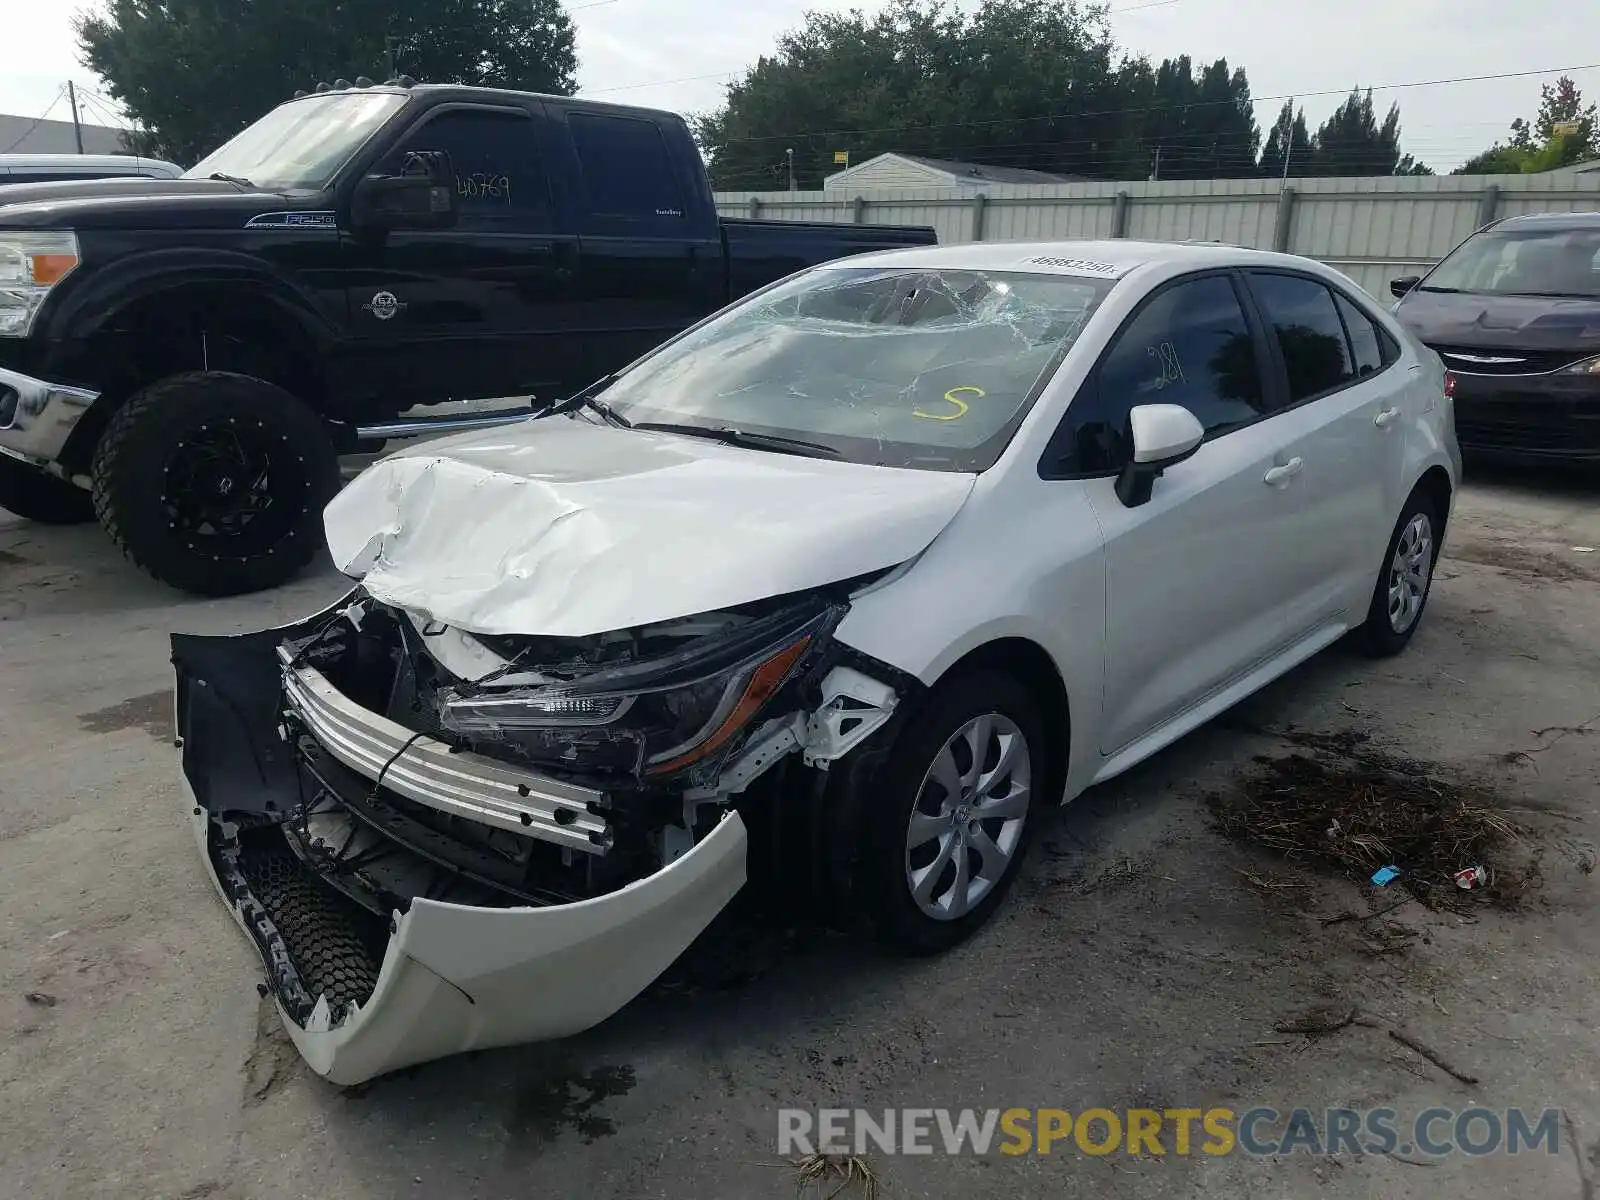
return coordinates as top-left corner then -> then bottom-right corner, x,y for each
914,385 -> 985,421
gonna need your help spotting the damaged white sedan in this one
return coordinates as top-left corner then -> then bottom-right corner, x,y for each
174,240 -> 1460,1084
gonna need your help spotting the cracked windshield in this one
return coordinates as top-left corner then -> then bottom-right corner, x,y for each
597,266 -> 1117,471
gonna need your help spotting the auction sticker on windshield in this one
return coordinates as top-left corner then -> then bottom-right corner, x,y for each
1026,255 -> 1127,277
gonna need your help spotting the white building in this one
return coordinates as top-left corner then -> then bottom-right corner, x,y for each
823,152 -> 1080,193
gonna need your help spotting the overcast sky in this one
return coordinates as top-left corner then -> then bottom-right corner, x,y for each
2,0 -> 1599,173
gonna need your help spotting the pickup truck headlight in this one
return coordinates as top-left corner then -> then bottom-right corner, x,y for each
1559,354 -> 1600,378
436,603 -> 840,777
0,231 -> 80,336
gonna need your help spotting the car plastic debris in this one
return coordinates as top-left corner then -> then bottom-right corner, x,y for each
1454,865 -> 1489,890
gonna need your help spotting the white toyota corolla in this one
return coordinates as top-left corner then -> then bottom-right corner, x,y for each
174,240 -> 1460,1084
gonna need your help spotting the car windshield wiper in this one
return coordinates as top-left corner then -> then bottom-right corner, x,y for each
543,375 -> 630,426
1416,285 -> 1461,293
208,172 -> 255,189
631,422 -> 842,459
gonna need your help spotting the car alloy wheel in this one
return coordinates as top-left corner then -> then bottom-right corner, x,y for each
904,713 -> 1032,921
1387,511 -> 1434,634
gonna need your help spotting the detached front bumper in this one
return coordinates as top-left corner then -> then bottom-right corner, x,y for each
178,777 -> 745,1085
172,604 -> 749,1086
0,364 -> 97,468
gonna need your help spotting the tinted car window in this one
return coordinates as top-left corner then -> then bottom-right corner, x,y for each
567,113 -> 685,219
1249,273 -> 1357,402
1421,226 -> 1600,297
1334,292 -> 1384,376
384,109 -> 549,229
1060,275 -> 1265,473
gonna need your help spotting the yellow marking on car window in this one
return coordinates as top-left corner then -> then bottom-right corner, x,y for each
914,385 -> 986,421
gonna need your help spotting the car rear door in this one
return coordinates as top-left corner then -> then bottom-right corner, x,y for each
537,106 -> 723,382
1052,272 -> 1305,752
1240,271 -> 1402,635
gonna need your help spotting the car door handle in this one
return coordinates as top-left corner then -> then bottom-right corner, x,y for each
1374,406 -> 1401,428
1263,458 -> 1303,486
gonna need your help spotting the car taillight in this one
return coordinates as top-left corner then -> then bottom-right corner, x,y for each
1443,372 -> 1456,398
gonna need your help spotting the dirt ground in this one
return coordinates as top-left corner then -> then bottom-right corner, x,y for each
2,465 -> 1597,1200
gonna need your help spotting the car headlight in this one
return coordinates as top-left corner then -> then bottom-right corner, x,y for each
1559,354 -> 1600,377
0,231 -> 80,337
436,602 -> 840,777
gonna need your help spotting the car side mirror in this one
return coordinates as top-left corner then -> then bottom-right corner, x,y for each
1115,403 -> 1205,508
352,150 -> 458,231
1389,275 -> 1421,299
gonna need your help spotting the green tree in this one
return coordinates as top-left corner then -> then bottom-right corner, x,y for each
1306,88 -> 1427,176
1455,76 -> 1598,175
77,0 -> 577,165
1258,99 -> 1311,178
1114,55 -> 1259,180
694,0 -> 1259,188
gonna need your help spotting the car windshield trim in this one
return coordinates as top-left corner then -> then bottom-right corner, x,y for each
592,265 -> 1117,474
184,92 -> 406,192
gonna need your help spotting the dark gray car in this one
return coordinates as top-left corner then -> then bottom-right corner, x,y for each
1390,211 -> 1600,463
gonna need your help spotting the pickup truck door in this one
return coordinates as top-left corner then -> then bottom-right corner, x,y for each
538,104 -> 723,382
334,102 -> 586,410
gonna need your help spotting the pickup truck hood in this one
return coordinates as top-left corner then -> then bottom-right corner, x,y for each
324,415 -> 976,637
0,178 -> 308,230
1396,289 -> 1600,353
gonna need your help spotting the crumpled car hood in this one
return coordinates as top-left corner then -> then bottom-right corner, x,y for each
324,415 -> 976,637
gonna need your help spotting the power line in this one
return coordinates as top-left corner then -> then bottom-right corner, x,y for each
2,87 -> 68,153
586,70 -> 740,95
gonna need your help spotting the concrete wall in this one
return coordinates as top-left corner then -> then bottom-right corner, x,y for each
718,169 -> 1600,298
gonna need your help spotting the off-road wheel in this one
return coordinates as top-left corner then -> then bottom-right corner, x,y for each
91,372 -> 339,596
0,454 -> 95,524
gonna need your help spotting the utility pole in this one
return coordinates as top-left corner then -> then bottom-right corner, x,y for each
385,37 -> 398,79
1280,97 -> 1295,187
67,81 -> 84,154
785,147 -> 797,192
1149,145 -> 1161,182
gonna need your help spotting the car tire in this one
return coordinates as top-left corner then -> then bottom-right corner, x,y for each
0,454 -> 95,524
91,371 -> 340,596
1356,488 -> 1440,658
858,669 -> 1045,956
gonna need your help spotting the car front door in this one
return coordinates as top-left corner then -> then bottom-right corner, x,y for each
1049,272 -> 1304,753
335,102 -> 585,411
1240,271 -> 1402,635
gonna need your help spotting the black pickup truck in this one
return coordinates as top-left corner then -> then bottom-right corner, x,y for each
0,82 -> 936,594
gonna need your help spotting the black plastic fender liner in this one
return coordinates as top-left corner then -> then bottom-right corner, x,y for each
171,595 -> 355,818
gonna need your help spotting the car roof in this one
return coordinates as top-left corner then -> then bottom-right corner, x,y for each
825,238 -> 1348,283
1494,211 -> 1600,231
0,153 -> 182,175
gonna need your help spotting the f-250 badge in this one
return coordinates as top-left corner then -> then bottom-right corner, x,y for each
364,291 -> 406,321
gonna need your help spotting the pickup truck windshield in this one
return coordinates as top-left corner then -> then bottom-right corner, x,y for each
598,266 -> 1114,472
185,92 -> 406,190
1423,226 -> 1600,297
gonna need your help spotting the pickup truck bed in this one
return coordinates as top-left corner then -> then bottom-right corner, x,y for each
722,217 -> 938,301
